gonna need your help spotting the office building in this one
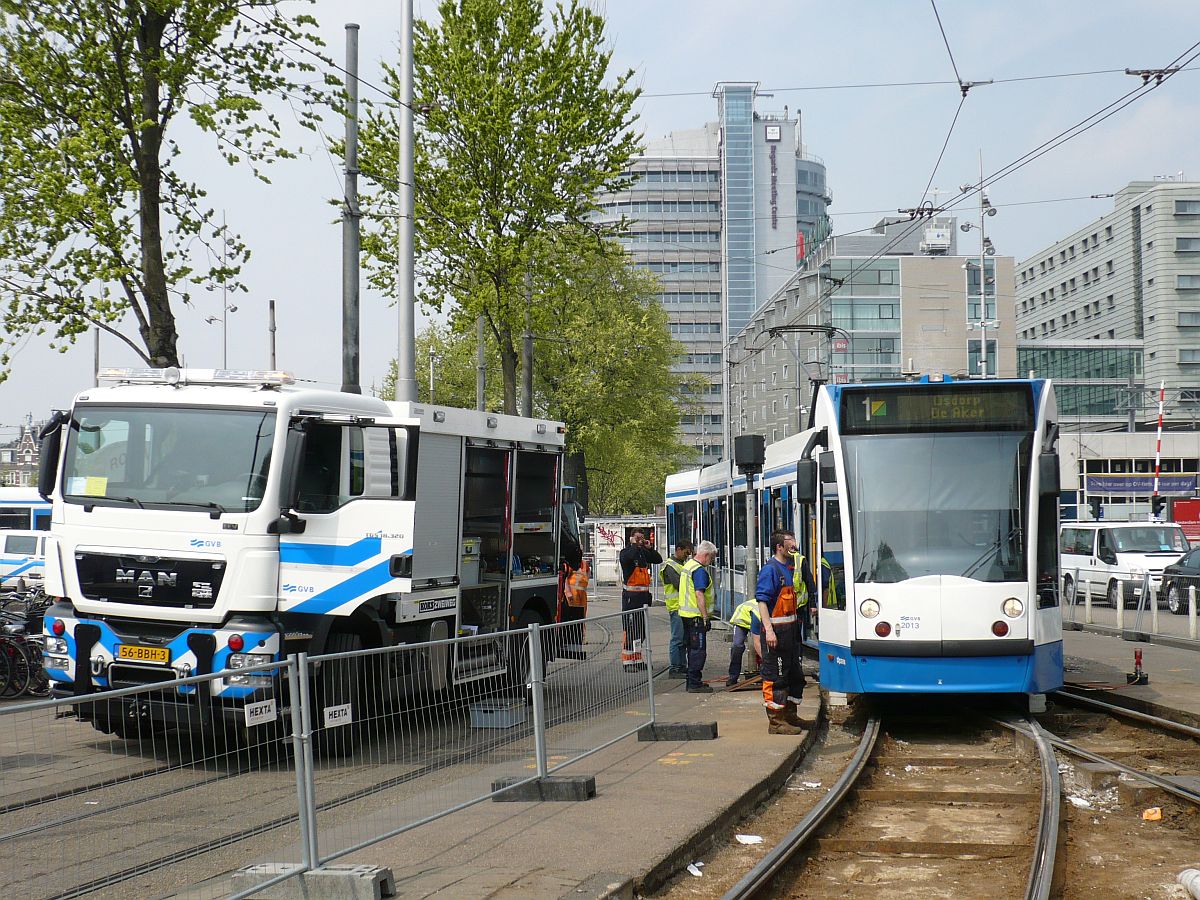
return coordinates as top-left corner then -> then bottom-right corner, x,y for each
594,84 -> 831,464
729,217 -> 1018,441
1016,178 -> 1200,427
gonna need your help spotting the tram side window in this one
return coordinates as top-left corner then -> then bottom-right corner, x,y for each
1037,492 -> 1059,608
0,510 -> 28,530
732,491 -> 747,571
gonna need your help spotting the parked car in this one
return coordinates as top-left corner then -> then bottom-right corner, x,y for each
1059,522 -> 1190,608
1161,547 -> 1200,615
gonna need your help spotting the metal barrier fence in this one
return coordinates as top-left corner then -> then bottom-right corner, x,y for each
1063,568 -> 1200,640
0,608 -> 655,899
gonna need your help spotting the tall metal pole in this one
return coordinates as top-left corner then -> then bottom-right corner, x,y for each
268,299 -> 277,369
978,152 -> 988,379
744,485 -> 759,606
394,0 -> 417,402
93,327 -> 100,386
428,345 -> 435,402
341,23 -> 362,394
522,270 -> 534,418
476,314 -> 486,411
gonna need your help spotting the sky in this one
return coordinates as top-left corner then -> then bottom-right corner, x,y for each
3,0 -> 1200,437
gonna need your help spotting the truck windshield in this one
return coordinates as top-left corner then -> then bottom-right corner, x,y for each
62,406 -> 276,513
1111,527 -> 1189,553
843,431 -> 1032,584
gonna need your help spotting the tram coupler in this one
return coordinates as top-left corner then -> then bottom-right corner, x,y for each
1126,648 -> 1149,685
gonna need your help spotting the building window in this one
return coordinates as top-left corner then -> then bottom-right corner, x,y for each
1176,200 -> 1200,215
1180,349 -> 1200,363
1179,312 -> 1200,326
1177,237 -> 1200,252
1105,225 -> 1113,241
1179,275 -> 1200,289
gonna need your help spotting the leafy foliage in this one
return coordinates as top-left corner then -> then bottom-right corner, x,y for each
0,0 -> 329,374
358,0 -> 642,413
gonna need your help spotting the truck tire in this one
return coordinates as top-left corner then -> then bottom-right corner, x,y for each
507,608 -> 547,689
313,631 -> 364,758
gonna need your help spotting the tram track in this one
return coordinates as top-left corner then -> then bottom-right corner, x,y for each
670,706 -> 1062,900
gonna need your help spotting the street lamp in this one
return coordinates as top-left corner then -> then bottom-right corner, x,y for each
960,178 -> 998,378
204,298 -> 238,368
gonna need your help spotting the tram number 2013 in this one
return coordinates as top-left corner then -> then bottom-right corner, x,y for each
896,616 -> 921,632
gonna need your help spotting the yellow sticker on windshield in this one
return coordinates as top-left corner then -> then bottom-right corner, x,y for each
84,476 -> 108,496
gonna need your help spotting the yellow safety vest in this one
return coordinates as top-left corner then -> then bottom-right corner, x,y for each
730,597 -> 757,629
822,558 -> 838,609
789,552 -> 810,609
661,558 -> 685,612
678,558 -> 706,619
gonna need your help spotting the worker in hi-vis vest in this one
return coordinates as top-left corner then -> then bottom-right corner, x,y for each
678,540 -> 717,693
756,529 -> 817,735
659,539 -> 693,677
618,530 -> 661,671
726,593 -> 761,686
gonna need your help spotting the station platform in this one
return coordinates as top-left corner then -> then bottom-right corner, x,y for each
1061,628 -> 1200,727
333,601 -> 821,899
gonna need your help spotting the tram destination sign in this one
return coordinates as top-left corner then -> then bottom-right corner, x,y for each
840,384 -> 1034,434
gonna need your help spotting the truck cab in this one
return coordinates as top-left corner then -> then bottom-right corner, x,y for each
38,368 -> 578,735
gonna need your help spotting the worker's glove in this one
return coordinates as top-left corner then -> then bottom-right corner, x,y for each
704,618 -> 713,633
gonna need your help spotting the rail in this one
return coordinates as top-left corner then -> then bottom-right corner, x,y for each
722,714 -> 881,899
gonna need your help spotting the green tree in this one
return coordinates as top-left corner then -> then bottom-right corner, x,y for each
382,238 -> 697,515
0,0 -> 328,374
358,0 -> 641,413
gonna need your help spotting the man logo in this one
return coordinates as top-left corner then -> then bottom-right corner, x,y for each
117,569 -> 177,597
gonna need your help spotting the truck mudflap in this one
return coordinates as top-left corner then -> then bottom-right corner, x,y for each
42,606 -> 282,700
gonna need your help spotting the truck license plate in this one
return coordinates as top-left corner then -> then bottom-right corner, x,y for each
116,644 -> 170,664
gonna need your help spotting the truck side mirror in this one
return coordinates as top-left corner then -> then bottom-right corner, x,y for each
270,424 -> 309,535
795,459 -> 817,505
1039,453 -> 1059,497
37,410 -> 69,501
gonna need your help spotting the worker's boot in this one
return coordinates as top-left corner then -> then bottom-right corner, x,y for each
784,700 -> 815,730
767,707 -> 803,735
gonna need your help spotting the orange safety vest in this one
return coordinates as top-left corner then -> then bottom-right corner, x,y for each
564,562 -> 589,608
623,561 -> 651,591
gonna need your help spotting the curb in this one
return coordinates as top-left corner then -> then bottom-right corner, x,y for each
632,698 -> 824,895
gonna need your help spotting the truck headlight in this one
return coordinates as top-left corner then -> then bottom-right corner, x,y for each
43,636 -> 68,655
225,652 -> 275,686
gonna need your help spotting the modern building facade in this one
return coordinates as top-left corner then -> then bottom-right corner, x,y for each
1016,178 -> 1200,427
595,84 -> 832,465
728,217 -> 1018,442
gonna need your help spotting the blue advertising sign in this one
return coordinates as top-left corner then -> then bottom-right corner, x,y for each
1084,474 -> 1197,495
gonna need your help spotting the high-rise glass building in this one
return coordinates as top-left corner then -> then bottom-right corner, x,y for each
595,84 -> 831,464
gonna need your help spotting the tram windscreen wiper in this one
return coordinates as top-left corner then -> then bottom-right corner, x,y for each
168,500 -> 228,518
962,524 -> 1022,580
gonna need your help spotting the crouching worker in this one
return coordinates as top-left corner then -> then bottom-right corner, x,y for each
757,530 -> 816,734
726,593 -> 760,686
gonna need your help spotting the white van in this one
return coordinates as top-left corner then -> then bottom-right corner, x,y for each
0,529 -> 46,588
1059,522 -> 1190,608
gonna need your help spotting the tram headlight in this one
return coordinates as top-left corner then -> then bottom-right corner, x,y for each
1002,597 -> 1023,618
859,599 -> 880,619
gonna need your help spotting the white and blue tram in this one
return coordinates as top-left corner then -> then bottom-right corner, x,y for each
0,486 -> 52,531
665,375 -> 1063,697
802,375 -> 1063,696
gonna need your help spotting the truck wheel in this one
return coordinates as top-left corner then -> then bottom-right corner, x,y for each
313,631 -> 364,758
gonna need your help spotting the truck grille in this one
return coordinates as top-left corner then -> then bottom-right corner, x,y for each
75,552 -> 225,609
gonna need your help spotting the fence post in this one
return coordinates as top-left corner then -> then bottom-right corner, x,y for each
1085,577 -> 1093,625
286,657 -> 314,873
1147,572 -> 1159,635
642,606 -> 656,723
528,623 -> 548,779
296,652 -> 320,865
1116,580 -> 1125,632
1191,585 -> 1198,641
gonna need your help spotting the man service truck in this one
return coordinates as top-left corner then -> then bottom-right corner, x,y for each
36,367 -> 584,743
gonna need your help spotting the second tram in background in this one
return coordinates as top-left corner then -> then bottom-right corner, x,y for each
665,375 -> 1063,702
